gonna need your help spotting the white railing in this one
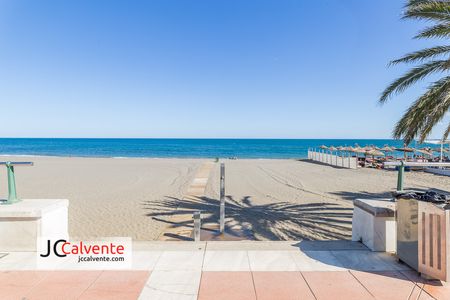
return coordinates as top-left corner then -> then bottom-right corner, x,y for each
383,161 -> 450,178
307,149 -> 358,169
383,161 -> 450,167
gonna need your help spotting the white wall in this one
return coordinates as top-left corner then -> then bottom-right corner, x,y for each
307,149 -> 357,169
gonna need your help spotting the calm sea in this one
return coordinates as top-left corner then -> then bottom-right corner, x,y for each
0,138 -> 425,159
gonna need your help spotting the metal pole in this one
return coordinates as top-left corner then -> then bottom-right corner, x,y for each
220,163 -> 225,233
193,211 -> 201,242
6,162 -> 18,204
397,161 -> 405,192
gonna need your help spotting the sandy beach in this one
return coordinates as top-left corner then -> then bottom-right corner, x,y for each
1,156 -> 449,241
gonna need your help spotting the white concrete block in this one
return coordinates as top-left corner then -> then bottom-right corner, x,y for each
0,199 -> 69,252
352,199 -> 396,252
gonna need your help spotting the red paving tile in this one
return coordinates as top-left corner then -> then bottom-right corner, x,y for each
349,270 -> 416,300
252,271 -> 315,300
0,271 -> 49,300
2,269 -> 449,299
78,271 -> 150,300
400,270 -> 449,299
422,281 -> 450,300
409,285 -> 435,300
198,271 -> 256,300
302,271 -> 373,300
24,271 -> 102,300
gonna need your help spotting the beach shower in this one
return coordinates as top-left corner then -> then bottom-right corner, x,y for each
0,161 -> 33,204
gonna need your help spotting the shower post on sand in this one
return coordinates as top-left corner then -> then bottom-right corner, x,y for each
397,160 -> 405,192
219,163 -> 225,233
0,161 -> 34,205
193,211 -> 201,242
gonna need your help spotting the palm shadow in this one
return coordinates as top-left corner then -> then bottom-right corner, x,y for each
143,195 -> 353,241
329,188 -> 430,201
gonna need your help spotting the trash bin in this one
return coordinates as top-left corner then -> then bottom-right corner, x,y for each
396,191 -> 450,281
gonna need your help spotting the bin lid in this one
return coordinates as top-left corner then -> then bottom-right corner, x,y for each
395,191 -> 450,207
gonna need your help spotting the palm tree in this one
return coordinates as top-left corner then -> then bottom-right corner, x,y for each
380,0 -> 450,144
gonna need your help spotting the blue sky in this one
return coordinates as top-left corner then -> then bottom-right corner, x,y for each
0,0 -> 448,138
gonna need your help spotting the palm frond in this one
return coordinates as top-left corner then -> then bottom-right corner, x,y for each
380,60 -> 450,103
404,1 -> 450,23
418,92 -> 450,141
383,1 -> 450,144
390,46 -> 450,65
443,122 -> 450,140
405,0 -> 437,8
392,76 -> 450,140
415,23 -> 450,38
392,76 -> 450,143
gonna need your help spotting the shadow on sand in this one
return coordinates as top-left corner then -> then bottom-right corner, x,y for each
329,187 -> 432,202
296,158 -> 349,169
143,195 -> 353,240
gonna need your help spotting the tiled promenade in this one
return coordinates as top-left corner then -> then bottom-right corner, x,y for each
1,241 -> 449,299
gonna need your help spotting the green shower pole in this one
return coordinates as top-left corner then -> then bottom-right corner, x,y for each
1,161 -> 33,204
6,162 -> 19,204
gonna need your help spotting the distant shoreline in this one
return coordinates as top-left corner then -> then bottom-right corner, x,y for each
0,138 -> 428,159
0,154 -> 301,160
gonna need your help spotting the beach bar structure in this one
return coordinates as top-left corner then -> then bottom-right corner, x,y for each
307,147 -> 358,169
424,139 -> 450,162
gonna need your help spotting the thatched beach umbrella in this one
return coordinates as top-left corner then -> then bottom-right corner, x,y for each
318,145 -> 328,157
353,147 -> 367,154
380,145 -> 395,159
363,149 -> 385,167
336,146 -> 346,156
380,145 -> 393,152
395,147 -> 414,152
345,146 -> 354,156
395,146 -> 414,160
432,147 -> 449,153
366,149 -> 385,157
327,146 -> 338,164
416,148 -> 433,157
